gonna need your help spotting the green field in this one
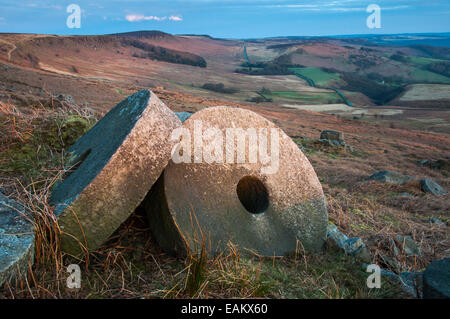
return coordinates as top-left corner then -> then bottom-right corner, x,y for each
289,67 -> 340,86
267,90 -> 341,104
409,56 -> 444,66
410,67 -> 450,84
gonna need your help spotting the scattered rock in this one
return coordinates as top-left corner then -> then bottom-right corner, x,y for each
319,130 -> 345,146
368,171 -> 413,185
53,94 -> 74,104
144,106 -> 328,256
0,192 -> 34,287
420,178 -> 447,197
50,90 -> 181,256
423,258 -> 450,299
379,253 -> 400,272
418,158 -> 450,173
394,235 -> 421,256
327,225 -> 371,263
378,268 -> 423,298
389,238 -> 400,257
427,217 -> 446,227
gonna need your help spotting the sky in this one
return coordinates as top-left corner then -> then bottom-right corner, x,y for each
0,0 -> 449,38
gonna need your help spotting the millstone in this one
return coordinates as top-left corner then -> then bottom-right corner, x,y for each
0,192 -> 34,287
143,106 -> 328,256
50,90 -> 181,256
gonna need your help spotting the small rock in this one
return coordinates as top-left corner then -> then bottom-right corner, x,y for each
378,268 -> 423,298
320,130 -> 345,146
379,253 -> 400,272
327,225 -> 371,262
420,178 -> 447,197
427,218 -> 446,227
418,159 -> 450,172
54,94 -> 74,104
0,192 -> 35,287
390,238 -> 400,257
423,258 -> 450,299
400,192 -> 414,198
368,171 -> 413,185
394,235 -> 421,256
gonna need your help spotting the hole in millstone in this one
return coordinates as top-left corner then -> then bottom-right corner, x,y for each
236,175 -> 269,214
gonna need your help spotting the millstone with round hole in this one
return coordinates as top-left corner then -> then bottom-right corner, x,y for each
50,90 -> 181,256
142,106 -> 328,256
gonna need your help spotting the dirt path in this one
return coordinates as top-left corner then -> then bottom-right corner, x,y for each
0,39 -> 16,61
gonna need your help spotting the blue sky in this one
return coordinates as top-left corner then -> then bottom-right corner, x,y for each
0,1 -> 449,38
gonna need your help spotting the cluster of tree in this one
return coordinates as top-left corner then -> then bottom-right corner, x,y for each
367,72 -> 405,84
426,61 -> 450,77
123,38 -> 207,68
235,63 -> 292,75
247,95 -> 273,103
349,54 -> 377,69
390,53 -> 410,63
201,83 -> 238,94
411,45 -> 450,59
341,73 -> 404,105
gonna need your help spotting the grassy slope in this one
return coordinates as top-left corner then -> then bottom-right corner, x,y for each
289,67 -> 340,86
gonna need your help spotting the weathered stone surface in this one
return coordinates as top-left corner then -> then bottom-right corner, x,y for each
418,158 -> 450,172
423,258 -> 450,299
50,90 -> 181,256
175,112 -> 193,123
144,106 -> 328,256
427,217 -> 446,227
327,224 -> 371,263
0,192 -> 34,287
368,171 -> 413,185
420,178 -> 447,196
319,130 -> 345,146
394,235 -> 421,256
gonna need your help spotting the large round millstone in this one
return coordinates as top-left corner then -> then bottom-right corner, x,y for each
0,192 -> 34,287
423,258 -> 450,299
143,106 -> 328,256
50,90 -> 181,256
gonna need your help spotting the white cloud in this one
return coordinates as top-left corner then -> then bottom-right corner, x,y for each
125,14 -> 183,22
169,15 -> 183,21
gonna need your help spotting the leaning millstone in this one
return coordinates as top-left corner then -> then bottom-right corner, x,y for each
175,112 -> 193,123
0,193 -> 34,287
320,130 -> 345,146
50,90 -> 181,256
368,171 -> 413,185
143,106 -> 328,257
423,258 -> 450,299
420,178 -> 447,197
